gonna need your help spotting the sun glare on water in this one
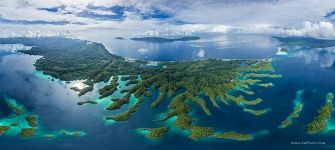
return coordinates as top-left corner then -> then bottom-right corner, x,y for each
71,81 -> 87,90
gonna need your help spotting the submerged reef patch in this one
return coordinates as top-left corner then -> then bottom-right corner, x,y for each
243,108 -> 271,116
278,90 -> 304,129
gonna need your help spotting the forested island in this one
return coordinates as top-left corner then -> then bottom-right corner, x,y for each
115,37 -> 125,40
0,96 -> 85,139
307,93 -> 334,134
215,131 -> 253,141
278,90 -> 304,129
130,36 -> 200,43
0,37 -> 282,141
274,37 -> 335,49
137,126 -> 169,139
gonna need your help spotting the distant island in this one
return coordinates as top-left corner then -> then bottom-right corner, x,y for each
130,36 -> 200,43
273,36 -> 335,48
114,37 -> 125,40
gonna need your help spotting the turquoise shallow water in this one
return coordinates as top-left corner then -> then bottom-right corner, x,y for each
0,35 -> 335,149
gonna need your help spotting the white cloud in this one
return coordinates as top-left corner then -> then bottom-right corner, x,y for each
179,24 -> 231,33
287,21 -> 335,38
171,0 -> 335,26
0,24 -> 71,38
234,21 -> 335,39
1,0 -> 335,40
132,24 -> 232,37
137,48 -> 150,54
0,6 -> 95,24
195,49 -> 205,58
1,0 -> 334,26
0,0 -> 128,25
89,10 -> 116,16
0,44 -> 32,52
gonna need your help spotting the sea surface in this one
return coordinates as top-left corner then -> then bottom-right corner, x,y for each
0,34 -> 335,150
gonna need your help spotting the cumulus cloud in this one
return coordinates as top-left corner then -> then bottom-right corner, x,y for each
137,48 -> 150,54
0,6 -> 95,24
237,21 -> 335,39
0,44 -> 32,52
133,21 -> 335,39
0,0 -> 333,25
171,0 -> 335,26
133,24 -> 231,37
84,9 -> 117,16
0,24 -> 71,38
1,0 -> 335,40
195,49 -> 205,58
287,21 -> 335,38
179,24 -> 231,33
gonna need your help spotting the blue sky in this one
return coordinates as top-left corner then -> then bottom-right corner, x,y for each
1,0 -> 335,38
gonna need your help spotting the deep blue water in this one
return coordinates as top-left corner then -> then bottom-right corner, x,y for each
86,34 -> 279,61
1,35 -> 335,150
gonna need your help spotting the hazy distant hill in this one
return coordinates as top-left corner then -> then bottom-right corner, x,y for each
115,37 -> 125,40
274,36 -> 335,48
130,36 -> 200,43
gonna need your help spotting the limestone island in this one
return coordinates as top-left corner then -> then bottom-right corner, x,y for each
77,100 -> 98,105
137,126 -> 169,139
0,37 -> 283,141
6,96 -> 24,115
215,131 -> 253,141
26,115 -> 38,127
307,92 -> 334,134
243,108 -> 271,116
0,126 -> 11,135
0,95 -> 86,139
275,47 -> 288,56
278,90 -> 304,129
19,128 -> 36,138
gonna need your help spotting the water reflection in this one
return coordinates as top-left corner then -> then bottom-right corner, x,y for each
290,46 -> 335,68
